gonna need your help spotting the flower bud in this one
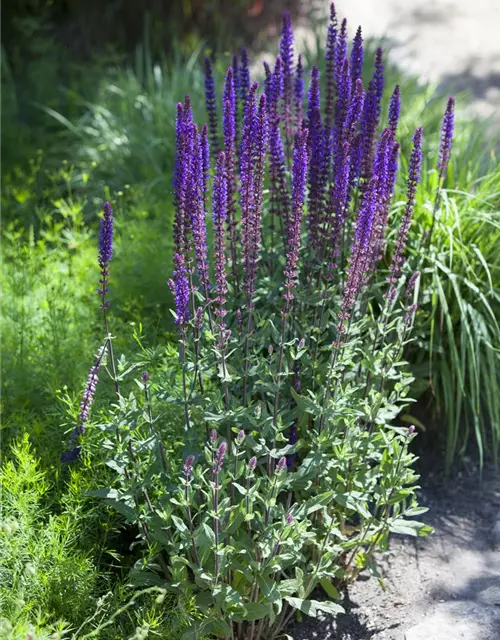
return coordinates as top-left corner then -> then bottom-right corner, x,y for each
209,429 -> 218,444
268,344 -> 274,356
408,425 -> 416,436
286,512 -> 294,525
184,455 -> 195,478
236,429 -> 245,443
276,456 -> 287,474
141,371 -> 150,383
248,456 -> 257,471
298,338 -> 305,349
214,442 -> 227,472
254,405 -> 261,418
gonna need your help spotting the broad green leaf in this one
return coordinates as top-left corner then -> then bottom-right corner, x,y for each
284,597 -> 344,618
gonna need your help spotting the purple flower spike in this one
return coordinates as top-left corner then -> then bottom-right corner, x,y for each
201,123 -> 210,199
173,100 -> 195,258
387,127 -> 423,299
241,85 -> 267,307
307,67 -> 325,251
388,85 -> 401,133
190,125 -> 210,290
339,175 -> 379,334
269,111 -> 290,239
171,253 -> 190,325
236,429 -> 245,443
276,456 -> 287,474
373,48 -> 385,113
214,441 -> 227,473
264,61 -> 272,108
210,429 -> 218,444
324,2 -> 338,134
240,47 -> 251,109
350,26 -> 364,81
335,18 -> 348,84
359,49 -> 385,180
270,56 -> 283,122
248,456 -> 257,472
438,96 -> 455,178
222,68 -> 238,275
97,201 -> 114,308
344,77 -> 365,143
212,151 -> 229,325
280,11 -> 295,147
294,54 -> 304,127
79,346 -> 104,427
204,57 -> 219,152
184,455 -> 196,478
284,126 -> 308,309
329,140 -> 352,269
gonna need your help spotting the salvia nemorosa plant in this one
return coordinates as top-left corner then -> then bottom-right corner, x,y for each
68,5 -> 457,638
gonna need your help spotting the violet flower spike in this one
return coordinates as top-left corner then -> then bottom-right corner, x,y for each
338,175 -> 379,333
78,346 -> 104,429
284,126 -> 308,309
201,123 -> 210,200
307,67 -> 325,251
212,151 -> 229,325
97,201 -> 114,309
294,55 -> 304,128
350,26 -> 364,82
263,61 -> 272,109
190,124 -> 210,290
388,85 -> 401,133
239,47 -> 250,109
438,96 -> 455,178
324,2 -> 338,132
171,253 -> 190,325
204,57 -> 219,152
280,11 -> 295,147
222,68 -> 238,279
335,18 -> 348,84
387,127 -> 423,298
248,456 -> 257,472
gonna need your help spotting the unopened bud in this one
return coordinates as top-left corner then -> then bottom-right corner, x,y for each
236,429 -> 245,443
248,456 -> 257,472
141,371 -> 150,383
209,429 -> 218,444
213,442 -> 227,472
276,456 -> 287,474
408,425 -> 416,436
286,512 -> 294,525
184,454 -> 195,477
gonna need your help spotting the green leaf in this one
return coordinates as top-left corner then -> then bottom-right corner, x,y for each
284,597 -> 344,618
389,519 -> 433,537
171,514 -> 189,533
320,577 -> 341,600
231,602 -> 273,622
104,499 -> 136,522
